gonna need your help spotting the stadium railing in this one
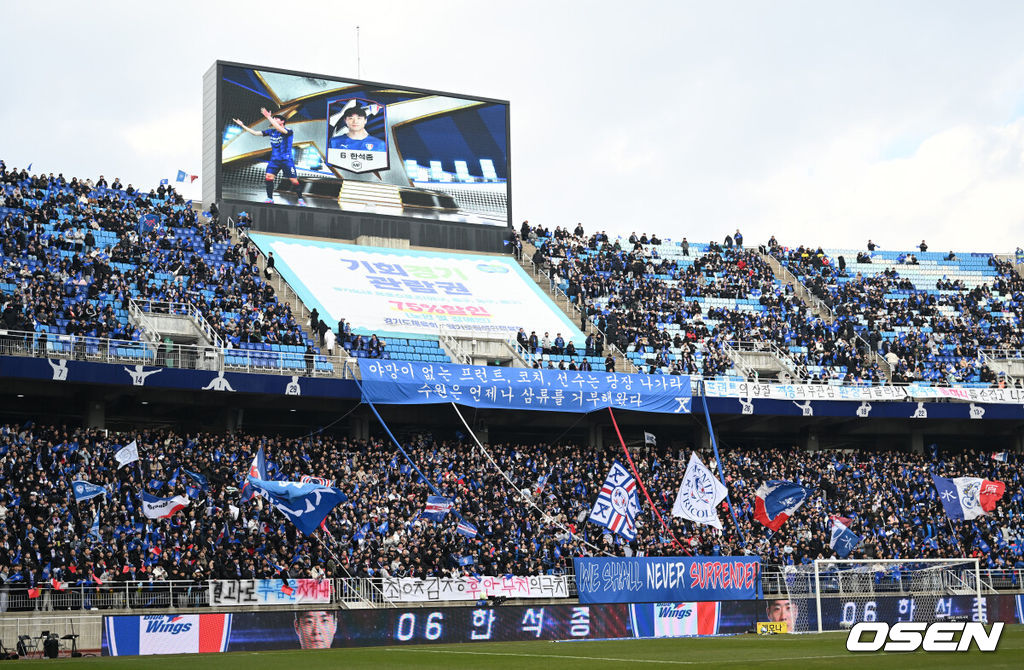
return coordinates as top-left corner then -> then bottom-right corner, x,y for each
0,329 -> 356,379
0,569 -> 1018,613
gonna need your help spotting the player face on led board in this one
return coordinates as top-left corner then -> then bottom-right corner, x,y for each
294,610 -> 337,649
344,109 -> 368,139
766,599 -> 797,629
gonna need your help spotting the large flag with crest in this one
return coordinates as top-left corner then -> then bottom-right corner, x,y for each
753,481 -> 811,531
930,474 -> 1006,521
588,461 -> 641,540
245,477 -> 348,536
671,452 -> 728,529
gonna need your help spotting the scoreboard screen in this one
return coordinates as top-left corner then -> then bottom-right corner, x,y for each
209,61 -> 510,226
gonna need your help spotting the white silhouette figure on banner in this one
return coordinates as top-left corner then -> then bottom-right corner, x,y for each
912,402 -> 928,419
124,365 -> 162,386
969,403 -> 985,420
203,371 -> 236,392
794,401 -> 813,416
739,398 -> 754,415
856,402 -> 872,417
285,376 -> 302,396
48,359 -> 68,381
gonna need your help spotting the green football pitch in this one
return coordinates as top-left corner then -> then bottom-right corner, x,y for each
17,627 -> 1024,669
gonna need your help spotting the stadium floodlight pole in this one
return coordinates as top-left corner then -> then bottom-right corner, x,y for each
606,407 -> 688,554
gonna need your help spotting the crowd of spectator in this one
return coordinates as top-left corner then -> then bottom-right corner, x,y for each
526,222 -> 883,383
0,161 -> 317,356
771,242 -> 1024,386
0,421 -> 1019,605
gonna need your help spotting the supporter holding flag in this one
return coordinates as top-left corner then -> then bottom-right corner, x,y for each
114,440 -> 139,468
71,479 -> 105,503
423,495 -> 453,522
671,452 -> 728,529
456,519 -> 478,538
931,474 -> 1006,521
991,452 -> 1008,463
588,461 -> 641,541
753,480 -> 812,531
828,516 -> 862,558
239,446 -> 267,503
88,509 -> 102,542
243,477 -> 348,536
182,468 -> 209,490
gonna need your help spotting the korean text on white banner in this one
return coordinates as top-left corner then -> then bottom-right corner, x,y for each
208,579 -> 333,606
381,575 -> 569,603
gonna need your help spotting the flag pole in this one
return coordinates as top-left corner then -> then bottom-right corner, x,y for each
699,387 -> 747,545
452,402 -> 611,557
946,518 -> 968,558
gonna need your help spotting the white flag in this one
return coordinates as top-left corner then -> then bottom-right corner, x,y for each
672,452 -> 728,529
644,431 -> 656,446
115,440 -> 140,468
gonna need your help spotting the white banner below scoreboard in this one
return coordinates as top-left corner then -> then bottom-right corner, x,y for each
703,379 -> 1024,404
248,234 -> 584,344
382,575 -> 569,602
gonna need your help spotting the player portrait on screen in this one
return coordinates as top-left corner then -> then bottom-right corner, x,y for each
233,108 -> 306,206
765,598 -> 797,630
326,98 -> 389,173
294,610 -> 337,649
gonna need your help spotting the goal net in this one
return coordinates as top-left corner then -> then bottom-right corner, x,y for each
777,558 -> 987,633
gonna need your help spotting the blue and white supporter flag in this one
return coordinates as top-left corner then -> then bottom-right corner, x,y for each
828,516 -> 862,558
456,519 -> 478,538
588,461 -> 641,541
423,495 -> 453,522
245,477 -> 349,536
114,441 -> 139,468
88,509 -> 102,542
182,469 -> 209,490
72,479 -> 106,503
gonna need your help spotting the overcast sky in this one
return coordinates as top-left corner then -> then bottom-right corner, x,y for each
4,1 -> 1024,252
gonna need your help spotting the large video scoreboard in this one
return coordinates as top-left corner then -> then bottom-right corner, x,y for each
202,61 -> 510,228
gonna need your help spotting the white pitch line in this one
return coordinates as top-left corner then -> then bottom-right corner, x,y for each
386,648 -> 853,665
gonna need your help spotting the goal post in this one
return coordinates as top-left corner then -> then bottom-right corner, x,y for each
780,558 -> 986,633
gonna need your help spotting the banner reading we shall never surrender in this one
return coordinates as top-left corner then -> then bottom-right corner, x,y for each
573,557 -> 762,603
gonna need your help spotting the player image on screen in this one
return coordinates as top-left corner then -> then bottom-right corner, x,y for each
326,99 -> 389,174
329,105 -> 386,151
765,598 -> 797,630
233,108 -> 306,205
294,610 -> 337,649
216,63 -> 509,223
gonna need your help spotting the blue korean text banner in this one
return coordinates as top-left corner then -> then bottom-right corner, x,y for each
358,360 -> 692,414
573,557 -> 762,603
